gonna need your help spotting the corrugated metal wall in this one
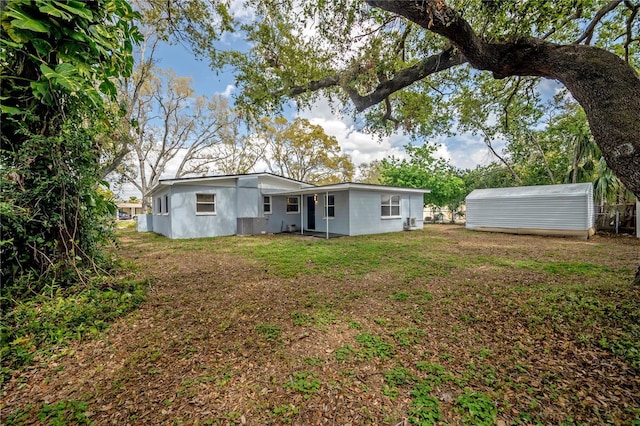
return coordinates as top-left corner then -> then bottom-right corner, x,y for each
466,183 -> 595,234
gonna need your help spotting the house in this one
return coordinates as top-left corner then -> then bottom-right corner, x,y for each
116,202 -> 143,219
138,173 -> 429,239
465,182 -> 596,239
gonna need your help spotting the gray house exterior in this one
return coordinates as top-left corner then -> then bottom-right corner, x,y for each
465,182 -> 596,238
139,173 -> 429,239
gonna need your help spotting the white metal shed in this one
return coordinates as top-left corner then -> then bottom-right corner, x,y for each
465,183 -> 595,239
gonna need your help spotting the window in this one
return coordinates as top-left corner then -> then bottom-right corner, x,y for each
196,193 -> 216,214
156,197 -> 162,215
163,195 -> 169,214
263,196 -> 272,214
381,194 -> 401,217
324,194 -> 335,218
286,196 -> 299,213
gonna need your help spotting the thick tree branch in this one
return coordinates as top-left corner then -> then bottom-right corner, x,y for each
368,0 -> 640,200
289,47 -> 465,112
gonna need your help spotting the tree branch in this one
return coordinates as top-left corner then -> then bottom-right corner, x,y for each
289,48 -> 465,112
575,0 -> 623,45
624,1 -> 639,62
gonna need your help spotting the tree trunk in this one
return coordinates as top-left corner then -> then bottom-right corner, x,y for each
368,0 -> 640,200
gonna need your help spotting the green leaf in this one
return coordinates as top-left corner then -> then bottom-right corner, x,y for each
5,8 -> 50,33
53,0 -> 94,20
0,37 -> 23,49
84,88 -> 103,107
39,3 -> 72,20
0,105 -> 24,115
99,80 -> 117,98
31,39 -> 53,56
40,63 -> 83,92
30,80 -> 52,103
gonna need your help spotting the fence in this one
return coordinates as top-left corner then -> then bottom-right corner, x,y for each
595,203 -> 636,235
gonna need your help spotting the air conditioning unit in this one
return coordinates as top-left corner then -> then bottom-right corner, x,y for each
409,217 -> 417,227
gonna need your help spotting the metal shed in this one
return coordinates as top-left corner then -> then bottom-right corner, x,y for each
465,183 -> 596,239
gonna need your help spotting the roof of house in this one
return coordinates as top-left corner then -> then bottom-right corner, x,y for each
269,182 -> 430,196
149,172 -> 312,195
149,173 -> 430,196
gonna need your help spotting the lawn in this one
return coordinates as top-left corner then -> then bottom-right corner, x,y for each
2,225 -> 639,425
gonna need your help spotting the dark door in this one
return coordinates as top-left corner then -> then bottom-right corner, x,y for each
307,196 -> 315,230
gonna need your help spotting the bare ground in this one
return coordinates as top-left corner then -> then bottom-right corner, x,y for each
2,225 -> 639,425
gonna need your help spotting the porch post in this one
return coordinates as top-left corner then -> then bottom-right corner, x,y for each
326,191 -> 329,239
300,194 -> 304,235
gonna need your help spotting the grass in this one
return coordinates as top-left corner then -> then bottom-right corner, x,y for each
1,275 -> 147,385
2,225 -> 639,425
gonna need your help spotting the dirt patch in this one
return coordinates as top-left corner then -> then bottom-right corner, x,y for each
2,226 -> 639,425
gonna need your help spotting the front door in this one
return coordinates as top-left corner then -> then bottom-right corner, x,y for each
307,196 -> 315,230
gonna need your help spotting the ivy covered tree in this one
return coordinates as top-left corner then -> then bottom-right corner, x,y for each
0,0 -> 141,299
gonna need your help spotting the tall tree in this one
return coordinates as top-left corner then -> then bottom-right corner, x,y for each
113,69 -> 237,211
259,117 -> 355,184
1,0 -> 140,293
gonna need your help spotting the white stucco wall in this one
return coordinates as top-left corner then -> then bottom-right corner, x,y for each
348,191 -> 423,236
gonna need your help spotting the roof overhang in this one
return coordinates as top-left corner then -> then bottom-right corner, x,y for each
148,173 -> 312,196
269,183 -> 430,196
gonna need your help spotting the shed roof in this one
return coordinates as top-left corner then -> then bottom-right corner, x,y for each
466,183 -> 592,200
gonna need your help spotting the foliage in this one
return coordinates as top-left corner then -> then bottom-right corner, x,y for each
408,381 -> 442,426
1,276 -> 147,384
258,116 -> 354,184
385,366 -> 417,387
255,323 -> 282,341
283,372 -> 321,398
1,0 -> 141,301
460,96 -> 634,205
454,390 -> 497,426
356,160 -> 383,184
5,399 -> 93,426
380,143 -> 466,209
354,332 -> 396,360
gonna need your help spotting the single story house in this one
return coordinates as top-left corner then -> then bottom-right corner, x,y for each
138,173 -> 429,239
465,182 -> 596,238
116,202 -> 143,219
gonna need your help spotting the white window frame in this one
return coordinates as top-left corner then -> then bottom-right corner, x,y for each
163,194 -> 169,215
323,194 -> 335,219
155,197 -> 162,215
196,193 -> 216,215
381,194 -> 401,218
263,195 -> 272,215
286,196 -> 299,214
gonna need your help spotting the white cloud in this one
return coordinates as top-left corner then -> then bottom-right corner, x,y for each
217,84 -> 236,97
297,97 -> 503,172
